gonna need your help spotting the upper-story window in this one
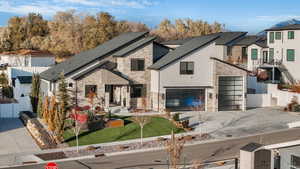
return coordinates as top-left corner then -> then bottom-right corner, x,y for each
269,32 -> 275,43
288,31 -> 295,39
131,59 -> 145,71
287,49 -> 295,61
275,32 -> 281,40
251,49 -> 258,60
180,62 -> 194,75
291,155 -> 300,169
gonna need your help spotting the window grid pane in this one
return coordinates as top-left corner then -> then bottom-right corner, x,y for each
287,49 -> 295,61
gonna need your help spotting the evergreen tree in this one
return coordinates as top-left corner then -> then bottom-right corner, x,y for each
37,94 -> 43,118
30,73 -> 40,113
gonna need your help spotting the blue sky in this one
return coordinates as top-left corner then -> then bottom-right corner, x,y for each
1,0 -> 300,33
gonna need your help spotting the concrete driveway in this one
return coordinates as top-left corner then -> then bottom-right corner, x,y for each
0,118 -> 39,155
180,107 -> 300,138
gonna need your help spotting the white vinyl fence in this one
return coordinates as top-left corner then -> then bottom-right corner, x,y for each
0,103 -> 20,118
247,84 -> 300,108
0,96 -> 32,118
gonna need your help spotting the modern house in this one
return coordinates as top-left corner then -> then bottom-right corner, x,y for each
247,24 -> 300,85
40,32 -> 170,110
0,49 -> 55,67
149,32 -> 249,112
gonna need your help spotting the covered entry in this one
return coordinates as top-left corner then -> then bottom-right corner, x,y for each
166,88 -> 205,111
218,76 -> 244,111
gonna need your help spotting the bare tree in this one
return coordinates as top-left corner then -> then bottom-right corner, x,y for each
132,112 -> 150,146
165,131 -> 185,169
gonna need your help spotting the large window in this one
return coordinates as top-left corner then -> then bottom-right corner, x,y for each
288,31 -> 295,39
291,155 -> 300,169
180,62 -> 194,75
85,85 -> 97,97
130,85 -> 144,98
269,32 -> 275,43
275,32 -> 281,40
131,59 -> 145,71
251,49 -> 258,60
269,48 -> 274,62
287,49 -> 295,61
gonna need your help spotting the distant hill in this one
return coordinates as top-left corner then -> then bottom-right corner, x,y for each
257,19 -> 300,36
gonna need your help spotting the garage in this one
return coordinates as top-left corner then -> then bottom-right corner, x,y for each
218,76 -> 244,111
166,88 -> 205,111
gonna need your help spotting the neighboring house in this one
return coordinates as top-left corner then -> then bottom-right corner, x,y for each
40,32 -> 170,110
248,24 -> 300,85
228,35 -> 265,66
14,76 -> 32,99
0,49 -> 55,67
149,32 -> 249,112
240,140 -> 300,169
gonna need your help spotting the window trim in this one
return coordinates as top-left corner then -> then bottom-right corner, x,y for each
288,31 -> 295,39
287,49 -> 295,62
275,32 -> 281,40
251,49 -> 258,60
269,32 -> 275,43
180,61 -> 194,75
130,58 -> 145,71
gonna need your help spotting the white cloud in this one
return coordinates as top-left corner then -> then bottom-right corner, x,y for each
256,15 -> 300,22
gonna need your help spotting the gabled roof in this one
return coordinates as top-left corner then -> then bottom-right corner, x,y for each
240,142 -> 263,152
16,76 -> 32,84
233,35 -> 261,46
265,24 -> 300,31
71,61 -> 110,80
148,32 -> 246,70
40,32 -> 148,81
161,37 -> 195,46
210,57 -> 249,72
113,36 -> 156,57
149,34 -> 220,70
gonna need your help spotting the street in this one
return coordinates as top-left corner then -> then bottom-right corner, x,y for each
4,127 -> 300,169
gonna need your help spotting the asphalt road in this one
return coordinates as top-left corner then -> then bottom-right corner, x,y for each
5,128 -> 300,169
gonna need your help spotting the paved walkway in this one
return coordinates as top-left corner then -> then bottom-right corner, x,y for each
180,107 -> 300,138
0,118 -> 39,155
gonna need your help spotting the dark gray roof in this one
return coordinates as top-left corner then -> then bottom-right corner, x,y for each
233,35 -> 261,46
240,143 -> 263,152
255,39 -> 268,48
161,37 -> 195,46
17,76 -> 32,84
71,61 -> 110,80
265,24 -> 300,31
149,32 -> 246,70
215,32 -> 247,45
41,32 -> 148,81
113,36 -> 156,57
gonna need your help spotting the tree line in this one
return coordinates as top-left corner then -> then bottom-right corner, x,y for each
0,10 -> 224,58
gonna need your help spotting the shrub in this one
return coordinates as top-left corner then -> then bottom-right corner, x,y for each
2,86 -> 13,98
173,113 -> 180,121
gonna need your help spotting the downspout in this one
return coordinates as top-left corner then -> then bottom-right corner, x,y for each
158,71 -> 160,112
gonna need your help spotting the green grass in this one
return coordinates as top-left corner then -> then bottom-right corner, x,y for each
63,116 -> 184,146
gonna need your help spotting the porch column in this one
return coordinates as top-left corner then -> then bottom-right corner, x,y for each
126,86 -> 130,109
104,92 -> 109,108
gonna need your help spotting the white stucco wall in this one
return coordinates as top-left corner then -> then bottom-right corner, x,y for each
13,79 -> 31,100
152,42 -> 222,94
247,44 -> 268,71
267,30 -> 300,81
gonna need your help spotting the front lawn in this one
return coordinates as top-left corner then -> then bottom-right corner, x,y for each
63,116 -> 184,146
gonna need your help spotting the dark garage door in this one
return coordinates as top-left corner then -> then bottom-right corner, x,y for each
218,76 -> 243,111
166,89 -> 205,111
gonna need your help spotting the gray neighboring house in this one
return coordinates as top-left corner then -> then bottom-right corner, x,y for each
40,32 -> 170,109
149,32 -> 249,112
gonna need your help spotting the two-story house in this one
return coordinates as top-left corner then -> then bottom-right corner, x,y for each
40,32 -> 169,110
149,32 -> 249,112
247,24 -> 300,84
